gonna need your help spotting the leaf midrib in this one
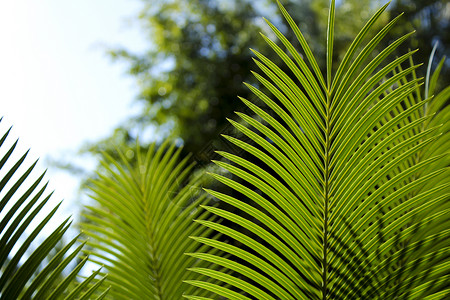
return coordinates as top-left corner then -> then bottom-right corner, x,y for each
322,90 -> 331,300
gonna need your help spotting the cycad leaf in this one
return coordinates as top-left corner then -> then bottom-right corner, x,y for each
187,1 -> 449,299
0,118 -> 105,299
83,141 -> 216,299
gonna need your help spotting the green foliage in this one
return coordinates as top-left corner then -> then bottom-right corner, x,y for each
15,0 -> 443,298
81,141 -> 218,299
0,118 -> 107,299
2,0 -> 448,298
185,0 -> 450,298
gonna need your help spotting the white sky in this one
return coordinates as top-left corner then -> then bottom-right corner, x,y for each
0,1 -> 147,229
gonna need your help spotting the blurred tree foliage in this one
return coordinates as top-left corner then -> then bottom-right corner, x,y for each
84,0 -> 448,168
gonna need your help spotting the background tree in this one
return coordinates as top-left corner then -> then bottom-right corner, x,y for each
86,0 -> 421,163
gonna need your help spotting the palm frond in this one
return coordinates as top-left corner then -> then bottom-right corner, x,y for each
187,0 -> 449,299
83,141 -> 217,299
0,118 -> 105,299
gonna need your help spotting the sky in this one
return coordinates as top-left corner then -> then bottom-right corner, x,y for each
0,1 -> 147,230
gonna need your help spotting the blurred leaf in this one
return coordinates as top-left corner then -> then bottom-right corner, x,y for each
82,141 -> 218,299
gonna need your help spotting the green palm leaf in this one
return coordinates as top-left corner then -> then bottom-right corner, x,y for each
187,0 -> 449,299
0,118 -> 105,299
82,141 -> 218,299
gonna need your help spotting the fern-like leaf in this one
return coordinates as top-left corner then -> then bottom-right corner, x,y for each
0,118 -> 105,299
83,141 -> 217,299
187,0 -> 449,299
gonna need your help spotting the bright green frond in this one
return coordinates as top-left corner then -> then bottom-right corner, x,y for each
186,0 -> 449,299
